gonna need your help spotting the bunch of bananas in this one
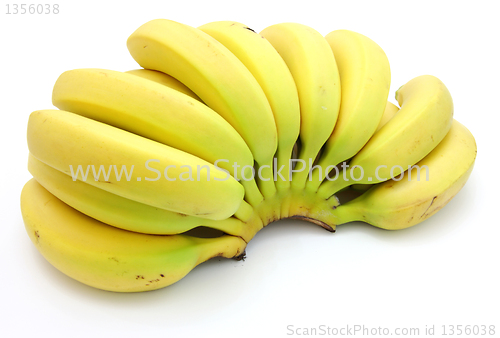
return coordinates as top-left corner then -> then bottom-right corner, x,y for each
21,19 -> 477,292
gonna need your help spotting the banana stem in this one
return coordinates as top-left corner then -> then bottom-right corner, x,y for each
317,172 -> 352,199
194,235 -> 248,264
256,159 -> 277,199
240,178 -> 264,207
233,200 -> 264,241
234,200 -> 255,222
201,217 -> 256,242
275,145 -> 294,192
327,202 -> 362,225
305,153 -> 343,193
290,143 -> 320,191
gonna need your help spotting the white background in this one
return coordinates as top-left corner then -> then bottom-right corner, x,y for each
1,0 -> 499,337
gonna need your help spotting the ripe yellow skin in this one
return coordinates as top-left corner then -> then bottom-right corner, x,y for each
53,68 -> 252,172
19,18 -> 476,293
27,109 -> 244,220
305,29 -> 391,192
125,68 -> 202,101
318,75 -> 454,197
52,68 -> 263,207
261,23 -> 341,191
199,21 -> 301,194
22,117 -> 476,291
351,101 -> 400,192
326,120 -> 476,230
28,154 -> 256,241
21,180 -> 247,292
127,19 -> 278,168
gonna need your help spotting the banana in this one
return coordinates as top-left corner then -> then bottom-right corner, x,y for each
318,75 -> 454,198
351,101 -> 400,192
19,18 -> 477,293
125,68 -> 202,101
306,29 -> 391,192
28,154 -> 261,241
325,119 -> 476,229
21,179 -> 247,292
52,68 -> 263,206
260,23 -> 341,191
198,21 -> 301,193
27,109 -> 244,220
376,101 -> 400,133
127,19 -> 278,179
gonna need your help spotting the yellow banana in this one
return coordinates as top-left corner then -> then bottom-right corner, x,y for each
27,109 -> 244,220
21,179 -> 247,292
376,101 -> 400,133
28,154 -> 261,241
351,101 -> 400,192
125,68 -> 201,101
306,29 -> 391,192
18,18 -> 477,294
326,120 -> 476,229
127,19 -> 278,174
260,23 -> 341,191
52,68 -> 262,206
318,75 -> 454,198
198,21 -> 301,194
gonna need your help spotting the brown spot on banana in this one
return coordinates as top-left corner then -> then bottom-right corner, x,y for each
288,216 -> 335,232
420,196 -> 438,219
